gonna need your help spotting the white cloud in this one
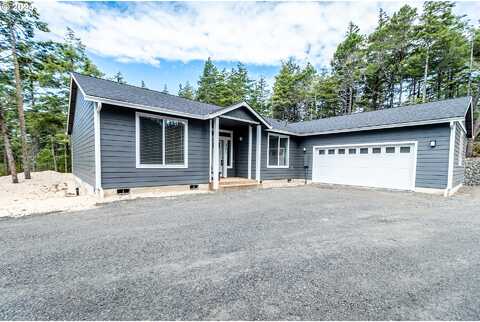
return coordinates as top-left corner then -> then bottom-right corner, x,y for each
34,1 -> 478,67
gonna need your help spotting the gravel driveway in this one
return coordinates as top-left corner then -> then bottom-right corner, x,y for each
1,185 -> 480,320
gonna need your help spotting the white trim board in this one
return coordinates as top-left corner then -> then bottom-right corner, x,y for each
207,102 -> 272,129
94,102 -> 102,192
135,111 -> 189,169
447,121 -> 456,190
220,115 -> 260,125
266,133 -> 290,169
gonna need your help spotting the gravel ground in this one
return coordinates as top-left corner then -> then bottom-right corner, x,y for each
1,185 -> 480,320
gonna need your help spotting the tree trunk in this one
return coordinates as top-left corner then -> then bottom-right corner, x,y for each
398,78 -> 403,106
10,27 -> 31,179
0,105 -> 18,183
51,136 -> 57,172
422,47 -> 429,102
3,149 -> 9,175
64,142 -> 68,173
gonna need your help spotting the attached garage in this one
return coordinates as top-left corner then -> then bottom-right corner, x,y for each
312,141 -> 417,190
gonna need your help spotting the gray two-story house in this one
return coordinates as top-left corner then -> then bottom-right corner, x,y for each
68,73 -> 474,197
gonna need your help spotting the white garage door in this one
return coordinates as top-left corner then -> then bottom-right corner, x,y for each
312,142 -> 416,190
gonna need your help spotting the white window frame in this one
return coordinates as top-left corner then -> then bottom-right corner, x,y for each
219,129 -> 233,169
135,111 -> 188,169
267,133 -> 290,168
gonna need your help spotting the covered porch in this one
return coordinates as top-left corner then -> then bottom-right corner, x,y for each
208,115 -> 262,190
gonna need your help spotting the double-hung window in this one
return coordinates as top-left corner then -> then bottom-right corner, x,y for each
267,133 -> 289,168
136,112 -> 188,168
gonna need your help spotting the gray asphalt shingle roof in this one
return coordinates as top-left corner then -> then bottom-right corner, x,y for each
72,72 -> 222,116
269,97 -> 471,135
72,73 -> 470,136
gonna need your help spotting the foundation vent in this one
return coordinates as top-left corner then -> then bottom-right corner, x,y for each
116,188 -> 130,195
190,184 -> 199,190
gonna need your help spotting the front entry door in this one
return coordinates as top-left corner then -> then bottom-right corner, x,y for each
219,138 -> 228,177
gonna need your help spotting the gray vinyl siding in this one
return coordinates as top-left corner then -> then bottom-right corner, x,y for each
223,107 -> 257,122
71,91 -> 95,187
100,104 -> 209,189
300,124 -> 451,189
261,131 -> 303,180
452,122 -> 466,187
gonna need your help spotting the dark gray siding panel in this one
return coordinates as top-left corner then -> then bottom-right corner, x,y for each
100,105 -> 209,189
452,122 -> 466,186
261,131 -> 303,180
71,91 -> 95,186
300,124 -> 451,189
223,107 -> 257,122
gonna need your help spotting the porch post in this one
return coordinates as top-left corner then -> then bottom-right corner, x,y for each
208,119 -> 212,183
248,125 -> 252,179
255,125 -> 261,182
212,117 -> 220,190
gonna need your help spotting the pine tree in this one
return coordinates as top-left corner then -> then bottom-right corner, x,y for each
196,57 -> 220,104
248,76 -> 271,116
0,1 -> 49,179
178,81 -> 195,100
272,58 -> 300,121
111,71 -> 126,84
331,22 -> 365,114
141,80 -> 146,88
162,84 -> 168,94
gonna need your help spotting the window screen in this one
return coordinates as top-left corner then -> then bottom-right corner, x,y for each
372,147 -> 381,154
328,149 -> 335,155
268,135 -> 279,166
268,134 -> 289,167
338,148 -> 345,154
348,148 -> 356,154
279,137 -> 288,166
138,114 -> 186,167
139,116 -> 163,164
360,148 -> 368,154
386,147 -> 395,153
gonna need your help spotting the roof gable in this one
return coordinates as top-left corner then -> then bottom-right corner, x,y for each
71,73 -> 221,117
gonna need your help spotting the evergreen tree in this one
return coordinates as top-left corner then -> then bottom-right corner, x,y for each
162,84 -> 168,94
331,22 -> 365,114
178,81 -> 195,100
111,71 -> 126,84
0,0 -> 49,179
196,57 -> 220,104
248,77 -> 271,116
141,80 -> 146,88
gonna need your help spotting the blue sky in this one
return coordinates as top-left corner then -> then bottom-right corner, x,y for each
36,1 -> 480,94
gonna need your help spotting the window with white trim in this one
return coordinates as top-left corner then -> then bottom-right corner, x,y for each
136,112 -> 188,168
267,133 -> 289,168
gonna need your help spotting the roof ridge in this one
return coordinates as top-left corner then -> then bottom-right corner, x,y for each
287,96 -> 471,126
71,72 -> 223,110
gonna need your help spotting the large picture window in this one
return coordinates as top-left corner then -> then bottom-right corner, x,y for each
267,133 -> 289,168
136,112 -> 188,168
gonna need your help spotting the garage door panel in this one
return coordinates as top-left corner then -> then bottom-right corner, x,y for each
312,143 -> 416,190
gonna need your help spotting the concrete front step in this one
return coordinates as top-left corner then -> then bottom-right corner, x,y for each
219,182 -> 260,190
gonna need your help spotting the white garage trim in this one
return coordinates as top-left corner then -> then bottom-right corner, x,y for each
312,140 -> 418,191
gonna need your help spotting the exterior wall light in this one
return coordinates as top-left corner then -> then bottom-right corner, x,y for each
430,140 -> 436,148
